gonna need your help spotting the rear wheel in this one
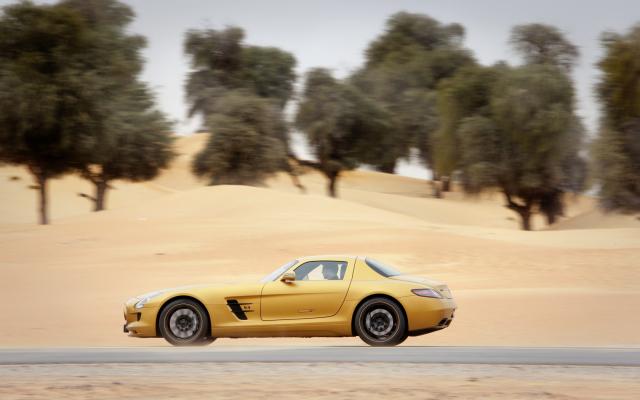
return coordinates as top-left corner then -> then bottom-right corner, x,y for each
158,299 -> 214,346
354,297 -> 407,346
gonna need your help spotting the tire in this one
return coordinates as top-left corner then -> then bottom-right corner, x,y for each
354,297 -> 407,346
158,299 -> 214,346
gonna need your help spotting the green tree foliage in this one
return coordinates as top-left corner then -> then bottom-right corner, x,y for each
184,27 -> 296,115
432,64 -> 501,189
62,0 -> 174,211
352,12 -> 474,173
593,26 -> 640,211
61,0 -> 145,88
192,92 -> 287,185
435,23 -> 586,228
437,23 -> 581,188
296,69 -> 391,197
510,23 -> 579,71
508,23 -> 585,223
0,1 -> 97,224
79,83 -> 174,210
242,46 -> 297,109
458,64 -> 583,230
184,26 -> 299,187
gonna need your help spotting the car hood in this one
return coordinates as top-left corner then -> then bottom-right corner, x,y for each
130,280 -> 265,308
134,284 -> 214,299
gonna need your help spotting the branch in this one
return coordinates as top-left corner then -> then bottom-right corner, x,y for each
503,190 -> 528,212
78,192 -> 96,203
79,167 -> 100,185
288,155 -> 322,171
284,155 -> 309,193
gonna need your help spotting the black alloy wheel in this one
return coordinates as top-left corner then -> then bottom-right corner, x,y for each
158,299 -> 214,346
354,297 -> 407,346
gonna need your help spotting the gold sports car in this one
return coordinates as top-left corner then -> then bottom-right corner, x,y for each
123,255 -> 456,346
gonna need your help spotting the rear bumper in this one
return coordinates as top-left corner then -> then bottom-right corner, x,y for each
399,295 -> 456,335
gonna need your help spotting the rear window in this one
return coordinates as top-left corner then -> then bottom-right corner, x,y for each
365,258 -> 402,277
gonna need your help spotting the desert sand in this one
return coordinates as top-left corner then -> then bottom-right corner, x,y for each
2,363 -> 639,400
0,134 -> 639,347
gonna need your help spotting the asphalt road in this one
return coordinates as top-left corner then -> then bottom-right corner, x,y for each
0,346 -> 638,366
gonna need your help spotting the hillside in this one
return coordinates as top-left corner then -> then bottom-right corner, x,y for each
0,134 -> 638,347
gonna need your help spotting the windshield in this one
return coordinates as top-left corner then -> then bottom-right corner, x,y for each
260,259 -> 298,283
365,258 -> 403,277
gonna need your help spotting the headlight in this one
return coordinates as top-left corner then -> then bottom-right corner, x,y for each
411,288 -> 443,299
134,291 -> 163,309
134,298 -> 149,309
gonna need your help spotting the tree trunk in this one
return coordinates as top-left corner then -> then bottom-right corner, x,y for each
377,160 -> 397,174
289,173 -> 306,194
441,176 -> 451,192
94,180 -> 108,211
431,181 -> 442,198
430,170 -> 442,198
283,158 -> 306,193
35,171 -> 49,225
327,171 -> 339,198
504,191 -> 533,231
519,209 -> 532,231
540,190 -> 563,226
545,211 -> 556,226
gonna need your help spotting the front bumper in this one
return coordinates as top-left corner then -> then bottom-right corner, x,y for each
123,301 -> 159,337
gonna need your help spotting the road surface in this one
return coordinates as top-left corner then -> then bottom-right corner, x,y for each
0,346 -> 638,366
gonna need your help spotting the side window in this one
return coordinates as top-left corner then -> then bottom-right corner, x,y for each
294,261 -> 347,281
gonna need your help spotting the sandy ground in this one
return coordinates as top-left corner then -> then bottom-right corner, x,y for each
0,134 -> 639,347
1,363 -> 638,399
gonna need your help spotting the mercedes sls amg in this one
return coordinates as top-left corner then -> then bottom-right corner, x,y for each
123,255 -> 456,346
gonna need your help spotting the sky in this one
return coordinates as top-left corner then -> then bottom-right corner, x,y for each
3,0 -> 640,178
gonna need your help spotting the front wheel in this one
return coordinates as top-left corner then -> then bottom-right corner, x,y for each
354,297 -> 407,346
158,299 -> 214,346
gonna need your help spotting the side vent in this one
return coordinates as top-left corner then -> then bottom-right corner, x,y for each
226,299 -> 250,320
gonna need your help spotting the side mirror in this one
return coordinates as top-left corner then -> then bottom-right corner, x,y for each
280,271 -> 296,283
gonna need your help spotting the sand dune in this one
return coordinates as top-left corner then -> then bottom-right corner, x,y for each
0,134 -> 638,347
550,208 -> 640,230
1,133 -> 633,230
0,166 -> 173,224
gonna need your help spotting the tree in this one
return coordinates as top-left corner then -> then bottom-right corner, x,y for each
296,69 -> 391,197
593,26 -> 640,211
435,24 -> 585,228
352,12 -> 474,173
192,92 -> 287,185
62,0 -> 174,212
184,26 -> 301,188
508,23 -> 585,223
0,1 -> 96,224
185,27 -> 248,117
432,64 -> 501,193
510,23 -> 579,72
78,84 -> 174,211
241,46 -> 296,109
458,64 -> 581,230
184,27 -> 296,116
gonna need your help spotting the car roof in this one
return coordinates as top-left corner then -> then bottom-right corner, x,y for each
296,255 -> 360,263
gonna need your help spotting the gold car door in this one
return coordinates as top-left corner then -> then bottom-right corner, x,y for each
260,259 -> 353,321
